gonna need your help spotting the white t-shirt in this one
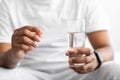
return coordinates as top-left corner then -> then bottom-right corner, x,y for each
0,0 -> 109,64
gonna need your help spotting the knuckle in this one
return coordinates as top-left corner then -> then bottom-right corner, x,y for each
91,55 -> 95,61
20,44 -> 31,51
23,29 -> 28,34
85,57 -> 88,62
14,29 -> 19,33
32,32 -> 36,39
20,44 -> 24,49
22,36 -> 27,41
24,26 -> 29,29
86,48 -> 90,52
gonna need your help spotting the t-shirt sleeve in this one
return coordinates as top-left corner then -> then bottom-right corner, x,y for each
0,0 -> 13,43
85,0 -> 110,33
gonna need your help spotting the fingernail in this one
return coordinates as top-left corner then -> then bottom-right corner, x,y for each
36,35 -> 40,42
35,41 -> 38,47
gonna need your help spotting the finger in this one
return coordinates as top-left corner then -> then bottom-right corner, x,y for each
14,43 -> 33,52
15,29 -> 41,42
86,54 -> 95,63
82,62 -> 95,72
70,64 -> 93,74
66,48 -> 79,56
77,48 -> 91,56
70,65 -> 86,74
70,65 -> 82,71
67,48 -> 91,56
23,26 -> 43,36
14,26 -> 43,36
68,55 -> 94,66
69,56 -> 87,65
15,36 -> 37,48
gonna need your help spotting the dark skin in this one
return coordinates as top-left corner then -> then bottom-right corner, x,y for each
0,26 -> 113,74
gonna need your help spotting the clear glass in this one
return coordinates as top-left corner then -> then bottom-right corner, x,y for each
68,32 -> 86,48
67,19 -> 86,66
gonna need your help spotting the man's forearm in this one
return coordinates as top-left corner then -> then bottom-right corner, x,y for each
0,48 -> 25,69
95,46 -> 114,62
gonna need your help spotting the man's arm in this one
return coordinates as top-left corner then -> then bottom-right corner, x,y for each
87,30 -> 114,62
0,26 -> 42,69
66,30 -> 114,74
0,43 -> 25,69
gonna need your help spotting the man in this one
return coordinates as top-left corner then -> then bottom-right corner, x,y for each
0,0 -> 120,80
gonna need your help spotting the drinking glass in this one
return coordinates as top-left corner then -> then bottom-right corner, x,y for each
67,19 -> 86,66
